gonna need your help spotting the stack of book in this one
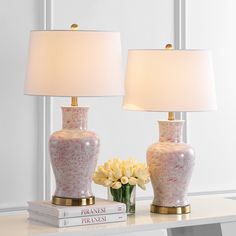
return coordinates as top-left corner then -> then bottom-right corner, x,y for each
28,198 -> 127,228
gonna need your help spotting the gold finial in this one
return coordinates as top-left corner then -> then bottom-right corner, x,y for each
70,24 -> 79,30
168,112 -> 175,121
71,97 -> 78,106
165,44 -> 173,49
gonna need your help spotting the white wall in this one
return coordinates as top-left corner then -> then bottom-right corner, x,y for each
187,0 -> 236,193
50,0 -> 174,199
0,0 -> 43,210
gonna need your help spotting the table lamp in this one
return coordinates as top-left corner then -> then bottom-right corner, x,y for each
24,25 -> 123,206
123,44 -> 217,214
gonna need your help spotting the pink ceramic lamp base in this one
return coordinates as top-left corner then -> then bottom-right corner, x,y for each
49,107 -> 100,206
147,120 -> 195,214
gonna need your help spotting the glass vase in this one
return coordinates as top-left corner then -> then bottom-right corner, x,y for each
108,184 -> 136,215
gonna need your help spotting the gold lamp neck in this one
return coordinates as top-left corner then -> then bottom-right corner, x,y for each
168,112 -> 175,121
71,97 -> 78,107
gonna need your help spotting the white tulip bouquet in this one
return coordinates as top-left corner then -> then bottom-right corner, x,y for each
93,158 -> 150,214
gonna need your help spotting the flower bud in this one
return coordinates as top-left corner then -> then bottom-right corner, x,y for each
103,179 -> 112,187
128,177 -> 138,185
111,181 -> 122,189
121,176 -> 129,185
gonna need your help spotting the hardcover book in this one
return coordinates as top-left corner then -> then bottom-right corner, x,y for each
27,198 -> 126,218
28,211 -> 127,227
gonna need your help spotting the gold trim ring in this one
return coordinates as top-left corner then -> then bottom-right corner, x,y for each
151,204 -> 191,214
52,196 -> 95,206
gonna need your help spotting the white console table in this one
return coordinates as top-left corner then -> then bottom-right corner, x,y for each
1,195 -> 236,236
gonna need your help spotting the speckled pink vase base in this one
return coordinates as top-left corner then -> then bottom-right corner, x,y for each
147,121 -> 194,207
49,107 -> 100,199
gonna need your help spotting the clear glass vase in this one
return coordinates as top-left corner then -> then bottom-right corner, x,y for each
108,184 -> 136,215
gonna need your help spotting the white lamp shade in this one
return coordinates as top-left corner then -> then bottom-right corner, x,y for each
123,50 -> 217,111
25,31 -> 123,96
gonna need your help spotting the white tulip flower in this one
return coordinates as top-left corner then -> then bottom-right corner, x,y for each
111,181 -> 122,189
93,157 -> 150,191
128,177 -> 138,185
121,176 -> 129,185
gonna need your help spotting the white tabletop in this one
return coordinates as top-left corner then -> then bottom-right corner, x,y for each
1,195 -> 236,236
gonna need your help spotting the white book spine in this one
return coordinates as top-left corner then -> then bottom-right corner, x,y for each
28,202 -> 126,218
28,211 -> 127,228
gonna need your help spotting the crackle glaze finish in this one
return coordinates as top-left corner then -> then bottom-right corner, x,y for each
49,107 -> 100,199
147,121 -> 194,207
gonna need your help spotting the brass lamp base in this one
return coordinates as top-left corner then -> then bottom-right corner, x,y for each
52,196 -> 95,206
150,204 -> 191,214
